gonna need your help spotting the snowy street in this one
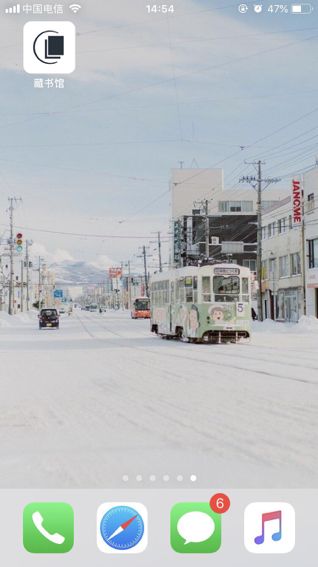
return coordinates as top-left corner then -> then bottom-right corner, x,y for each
0,310 -> 317,488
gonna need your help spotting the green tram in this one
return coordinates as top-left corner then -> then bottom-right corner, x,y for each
150,263 -> 252,344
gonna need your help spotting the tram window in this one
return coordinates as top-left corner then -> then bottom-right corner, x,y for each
202,276 -> 211,302
183,276 -> 198,303
193,276 -> 198,302
213,276 -> 240,302
185,277 -> 193,303
242,278 -> 249,302
186,289 -> 193,302
177,278 -> 185,303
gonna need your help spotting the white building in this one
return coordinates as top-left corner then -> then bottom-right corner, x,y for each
261,196 -> 304,322
171,168 -> 224,218
171,167 -> 289,219
303,167 -> 318,317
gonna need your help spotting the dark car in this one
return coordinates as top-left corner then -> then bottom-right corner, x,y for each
38,308 -> 59,329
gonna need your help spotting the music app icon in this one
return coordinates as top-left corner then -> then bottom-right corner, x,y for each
244,502 -> 295,554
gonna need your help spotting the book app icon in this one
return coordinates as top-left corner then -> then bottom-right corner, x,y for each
23,21 -> 76,74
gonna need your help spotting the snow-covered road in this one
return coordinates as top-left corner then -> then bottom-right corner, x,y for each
0,310 -> 317,488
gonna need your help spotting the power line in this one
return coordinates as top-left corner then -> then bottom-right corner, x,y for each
118,189 -> 170,224
62,31 -> 318,118
0,224 -> 167,240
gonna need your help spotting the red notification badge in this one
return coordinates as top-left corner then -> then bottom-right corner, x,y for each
209,493 -> 231,514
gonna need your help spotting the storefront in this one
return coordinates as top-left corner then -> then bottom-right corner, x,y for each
306,269 -> 318,318
276,287 -> 303,322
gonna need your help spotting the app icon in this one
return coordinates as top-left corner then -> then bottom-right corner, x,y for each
97,503 -> 148,554
244,502 -> 295,554
170,502 -> 221,554
23,21 -> 76,74
23,502 -> 74,554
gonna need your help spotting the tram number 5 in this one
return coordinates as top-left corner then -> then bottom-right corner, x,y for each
237,303 -> 244,315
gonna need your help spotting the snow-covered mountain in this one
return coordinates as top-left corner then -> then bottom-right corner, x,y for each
51,260 -> 109,286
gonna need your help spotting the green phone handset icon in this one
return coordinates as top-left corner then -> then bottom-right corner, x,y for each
32,511 -> 65,544
23,502 -> 74,554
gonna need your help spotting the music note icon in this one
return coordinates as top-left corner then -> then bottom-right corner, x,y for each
254,510 -> 282,545
244,502 -> 295,554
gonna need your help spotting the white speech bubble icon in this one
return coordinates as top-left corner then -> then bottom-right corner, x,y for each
177,511 -> 215,545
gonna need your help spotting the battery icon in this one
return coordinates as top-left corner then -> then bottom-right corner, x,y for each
291,3 -> 314,13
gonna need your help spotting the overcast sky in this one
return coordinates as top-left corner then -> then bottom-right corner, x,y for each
0,0 -> 318,270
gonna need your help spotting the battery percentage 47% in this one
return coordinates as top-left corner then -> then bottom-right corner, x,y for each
268,4 -> 289,12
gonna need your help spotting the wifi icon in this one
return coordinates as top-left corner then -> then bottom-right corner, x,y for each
69,3 -> 82,13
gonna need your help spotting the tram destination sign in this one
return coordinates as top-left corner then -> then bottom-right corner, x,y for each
214,267 -> 240,276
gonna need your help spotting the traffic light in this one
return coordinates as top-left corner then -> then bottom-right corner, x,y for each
16,232 -> 23,253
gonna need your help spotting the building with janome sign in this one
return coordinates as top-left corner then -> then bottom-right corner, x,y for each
261,193 -> 304,323
260,166 -> 318,321
303,167 -> 318,318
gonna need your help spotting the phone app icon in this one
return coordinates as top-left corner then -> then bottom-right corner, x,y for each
23,502 -> 74,554
97,503 -> 148,554
170,502 -> 221,554
244,502 -> 295,554
23,21 -> 76,74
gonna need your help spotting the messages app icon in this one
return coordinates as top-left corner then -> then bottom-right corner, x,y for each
170,502 -> 221,554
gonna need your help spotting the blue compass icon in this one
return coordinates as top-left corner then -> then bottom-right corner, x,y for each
100,505 -> 145,551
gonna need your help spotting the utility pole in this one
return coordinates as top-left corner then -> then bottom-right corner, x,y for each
240,162 -> 280,322
38,256 -> 42,310
7,197 -> 22,315
150,231 -> 164,272
8,198 -> 14,315
25,240 -> 32,311
158,231 -> 163,272
116,277 -> 120,309
256,161 -> 263,322
137,246 -> 151,297
205,200 -> 209,259
127,260 -> 132,309
120,261 -> 124,310
20,259 -> 24,312
142,246 -> 149,297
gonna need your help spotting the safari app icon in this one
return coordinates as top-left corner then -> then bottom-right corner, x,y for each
97,503 -> 148,554
170,502 -> 221,554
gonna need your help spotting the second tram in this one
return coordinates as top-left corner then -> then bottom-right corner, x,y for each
131,297 -> 151,319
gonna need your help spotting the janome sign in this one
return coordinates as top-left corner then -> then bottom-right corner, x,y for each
292,179 -> 302,224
